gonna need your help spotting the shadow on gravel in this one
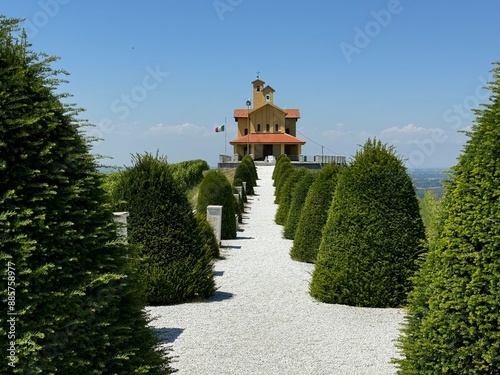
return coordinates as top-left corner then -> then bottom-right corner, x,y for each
207,291 -> 234,303
222,245 -> 241,250
213,270 -> 224,277
154,327 -> 184,344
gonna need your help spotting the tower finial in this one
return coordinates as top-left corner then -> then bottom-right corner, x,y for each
256,71 -> 260,79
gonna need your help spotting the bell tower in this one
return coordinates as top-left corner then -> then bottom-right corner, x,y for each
252,78 -> 266,109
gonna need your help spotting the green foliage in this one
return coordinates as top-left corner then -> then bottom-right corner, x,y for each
397,63 -> 500,374
290,162 -> 344,263
197,170 -> 237,239
242,155 -> 258,181
283,171 -> 316,240
274,163 -> 294,203
418,190 -> 443,246
275,168 -> 309,225
195,214 -> 220,259
310,139 -> 425,307
272,154 -> 291,186
0,17 -> 170,373
114,153 -> 215,305
170,159 -> 210,191
234,161 -> 255,195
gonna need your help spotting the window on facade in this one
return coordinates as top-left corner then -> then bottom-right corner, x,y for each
285,128 -> 290,134
256,86 -> 260,92
244,128 -> 248,135
257,124 -> 261,132
266,95 -> 270,102
275,124 -> 279,132
266,124 -> 270,132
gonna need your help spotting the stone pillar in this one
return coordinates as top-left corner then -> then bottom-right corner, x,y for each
207,205 -> 223,243
113,212 -> 129,243
236,186 -> 243,199
234,194 -> 240,230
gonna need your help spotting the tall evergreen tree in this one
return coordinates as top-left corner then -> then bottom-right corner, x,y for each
0,17 -> 170,373
310,139 -> 425,307
275,168 -> 309,225
290,162 -> 344,263
397,63 -> 500,374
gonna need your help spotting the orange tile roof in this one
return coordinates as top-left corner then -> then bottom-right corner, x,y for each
230,133 -> 306,145
233,108 -> 300,118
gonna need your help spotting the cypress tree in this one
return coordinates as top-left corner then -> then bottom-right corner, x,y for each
272,154 -> 291,186
242,155 -> 258,182
114,153 -> 215,305
310,139 -> 425,307
0,17 -> 170,373
397,63 -> 500,374
197,170 -> 237,239
290,162 -> 344,263
283,171 -> 316,240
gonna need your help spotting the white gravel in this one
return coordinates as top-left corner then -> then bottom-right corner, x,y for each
147,166 -> 405,375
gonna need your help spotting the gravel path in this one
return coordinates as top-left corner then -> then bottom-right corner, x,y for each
147,166 -> 405,374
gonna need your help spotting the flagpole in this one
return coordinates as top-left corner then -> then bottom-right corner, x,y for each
224,116 -> 227,155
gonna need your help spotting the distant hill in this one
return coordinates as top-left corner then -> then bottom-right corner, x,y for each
408,168 -> 448,199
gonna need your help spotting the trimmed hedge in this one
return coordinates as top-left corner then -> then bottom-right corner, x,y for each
273,155 -> 292,186
195,214 -> 220,259
397,63 -> 500,374
290,162 -> 344,263
242,155 -> 258,182
114,153 -> 215,305
234,161 -> 255,195
272,154 -> 289,181
197,170 -> 237,239
0,18 -> 171,374
170,159 -> 210,191
283,171 -> 317,240
310,139 -> 425,307
274,163 -> 294,203
275,168 -> 309,225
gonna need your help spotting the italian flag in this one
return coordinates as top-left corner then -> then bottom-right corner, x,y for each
215,124 -> 225,132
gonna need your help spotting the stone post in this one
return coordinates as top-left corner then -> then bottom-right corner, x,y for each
207,205 -> 223,244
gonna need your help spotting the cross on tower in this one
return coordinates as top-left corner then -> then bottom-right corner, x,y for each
256,71 -> 261,79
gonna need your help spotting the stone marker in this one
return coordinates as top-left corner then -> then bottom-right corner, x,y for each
207,205 -> 223,243
113,212 -> 129,243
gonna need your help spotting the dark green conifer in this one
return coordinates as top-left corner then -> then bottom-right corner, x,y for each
0,17 -> 170,373
290,162 -> 344,263
197,170 -> 237,239
275,168 -> 309,225
284,171 -> 316,240
397,63 -> 500,374
310,139 -> 425,307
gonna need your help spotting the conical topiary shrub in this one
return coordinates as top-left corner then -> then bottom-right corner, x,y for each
114,153 -> 215,305
284,171 -> 316,240
274,163 -> 294,203
310,139 -> 425,307
290,162 -> 344,263
273,155 -> 292,186
195,213 -> 220,260
396,63 -> 500,374
275,168 -> 309,225
234,161 -> 255,195
197,170 -> 237,239
242,155 -> 258,182
0,17 -> 171,373
272,154 -> 289,181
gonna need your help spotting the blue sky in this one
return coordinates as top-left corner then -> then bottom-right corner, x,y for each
3,0 -> 500,168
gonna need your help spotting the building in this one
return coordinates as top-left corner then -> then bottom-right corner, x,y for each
229,79 -> 306,161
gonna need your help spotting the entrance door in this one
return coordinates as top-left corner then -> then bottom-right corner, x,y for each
263,144 -> 273,160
